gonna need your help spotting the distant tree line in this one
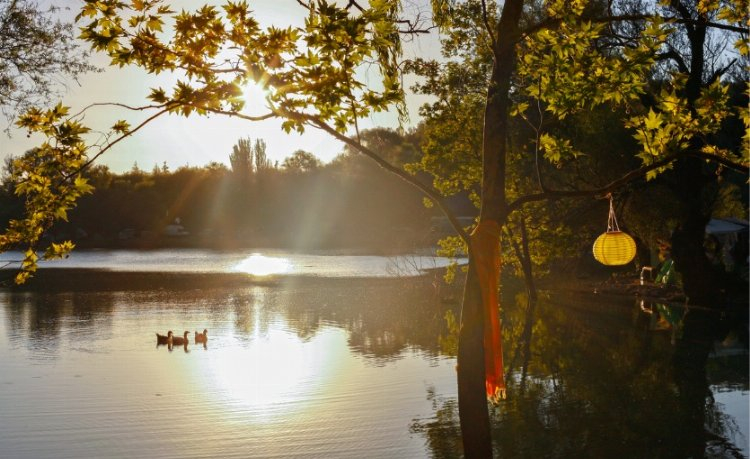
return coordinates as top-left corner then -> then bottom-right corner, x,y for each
0,128 -> 445,251
2,118 -> 746,276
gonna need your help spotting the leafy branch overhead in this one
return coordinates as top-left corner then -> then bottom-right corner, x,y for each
3,0 -> 414,283
410,0 -> 748,206
77,0 -> 406,129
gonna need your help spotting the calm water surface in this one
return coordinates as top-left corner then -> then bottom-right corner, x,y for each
0,254 -> 747,458
1,281 -> 456,458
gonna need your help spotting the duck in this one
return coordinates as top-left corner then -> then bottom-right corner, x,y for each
171,331 -> 190,346
195,329 -> 208,344
156,331 -> 173,345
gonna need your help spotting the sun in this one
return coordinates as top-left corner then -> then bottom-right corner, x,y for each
242,80 -> 271,114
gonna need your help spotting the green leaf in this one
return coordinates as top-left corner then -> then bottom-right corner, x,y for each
644,109 -> 662,130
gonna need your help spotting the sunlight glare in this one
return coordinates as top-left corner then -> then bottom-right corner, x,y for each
233,254 -> 292,276
203,328 -> 343,422
243,80 -> 271,114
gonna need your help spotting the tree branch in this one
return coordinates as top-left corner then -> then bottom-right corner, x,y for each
480,0 -> 497,47
71,101 -> 170,118
707,58 -> 738,85
688,150 -> 749,174
521,13 -> 749,42
657,47 -> 690,74
70,107 -> 174,179
507,153 -> 681,212
190,106 -> 277,122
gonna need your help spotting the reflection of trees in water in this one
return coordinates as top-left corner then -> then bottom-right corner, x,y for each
230,278 -> 456,361
229,289 -> 265,339
98,278 -> 454,362
2,279 -> 454,363
3,291 -> 116,357
410,386 -> 463,459
412,292 -> 748,458
314,279 -> 454,361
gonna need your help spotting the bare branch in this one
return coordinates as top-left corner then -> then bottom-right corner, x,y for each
707,58 -> 738,85
507,153 -> 681,213
688,150 -> 749,174
657,46 -> 690,74
346,0 -> 365,12
480,0 -> 497,47
190,106 -> 277,122
70,101 -> 170,118
521,13 -> 749,42
71,107 -> 174,179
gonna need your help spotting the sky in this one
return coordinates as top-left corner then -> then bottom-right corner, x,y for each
0,0 -> 440,173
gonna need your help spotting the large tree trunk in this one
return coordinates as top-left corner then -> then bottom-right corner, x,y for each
670,157 -> 720,307
457,262 -> 493,458
668,6 -> 722,308
455,1 -> 524,456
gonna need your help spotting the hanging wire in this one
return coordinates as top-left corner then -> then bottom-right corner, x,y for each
607,194 -> 621,233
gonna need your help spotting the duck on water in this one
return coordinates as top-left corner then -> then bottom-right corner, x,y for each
171,331 -> 190,346
156,331 -> 173,345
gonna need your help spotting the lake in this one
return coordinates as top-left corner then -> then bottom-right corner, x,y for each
0,248 -> 463,277
0,250 -> 747,458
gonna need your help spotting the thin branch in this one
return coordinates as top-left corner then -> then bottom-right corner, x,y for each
707,58 -> 738,85
657,47 -> 690,74
71,101 -> 169,118
508,146 -> 749,213
480,0 -> 497,47
71,107 -> 174,178
346,0 -> 365,12
521,13 -> 748,42
688,150 -> 749,174
665,17 -> 746,34
396,14 -> 438,36
193,106 -> 277,122
397,25 -> 437,35
507,153 -> 681,212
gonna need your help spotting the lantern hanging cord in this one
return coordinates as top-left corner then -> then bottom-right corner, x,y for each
607,194 -> 621,233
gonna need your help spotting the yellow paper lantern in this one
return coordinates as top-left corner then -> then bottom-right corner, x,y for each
592,195 -> 637,266
593,231 -> 636,265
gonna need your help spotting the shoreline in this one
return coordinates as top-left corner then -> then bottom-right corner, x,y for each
6,268 -> 742,309
0,268 -> 445,292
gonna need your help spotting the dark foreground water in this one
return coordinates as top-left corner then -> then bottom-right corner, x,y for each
0,275 -> 747,458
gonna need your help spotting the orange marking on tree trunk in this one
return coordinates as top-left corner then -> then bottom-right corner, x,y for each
470,220 -> 506,401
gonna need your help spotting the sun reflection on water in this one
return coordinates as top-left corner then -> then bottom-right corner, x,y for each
233,254 -> 292,276
202,327 -> 344,422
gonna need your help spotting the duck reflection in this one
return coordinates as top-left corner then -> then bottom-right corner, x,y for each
164,342 -> 190,353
